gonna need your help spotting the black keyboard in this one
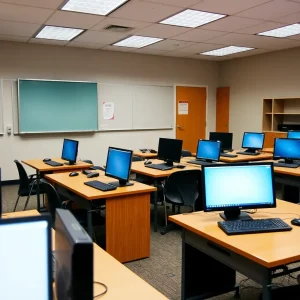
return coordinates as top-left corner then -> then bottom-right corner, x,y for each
145,164 -> 173,170
187,160 -> 215,166
84,180 -> 117,192
236,151 -> 260,156
218,218 -> 292,235
220,153 -> 238,158
273,162 -> 299,168
45,160 -> 63,167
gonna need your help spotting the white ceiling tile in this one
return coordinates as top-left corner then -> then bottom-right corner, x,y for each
172,28 -> 227,42
177,42 -> 223,53
74,30 -> 129,44
236,0 -> 300,21
0,34 -> 29,42
133,24 -> 191,38
189,53 -> 225,60
201,16 -> 264,32
0,0 -> 63,9
161,51 -> 192,57
135,48 -> 168,55
46,11 -> 105,30
191,0 -> 271,15
0,2 -> 54,24
29,38 -> 69,46
237,21 -> 287,34
145,39 -> 195,50
102,45 -> 138,52
110,1 -> 183,22
140,0 -> 201,8
0,20 -> 40,36
67,41 -> 106,49
274,11 -> 300,24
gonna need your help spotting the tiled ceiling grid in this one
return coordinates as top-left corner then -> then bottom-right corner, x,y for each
1,0 -> 300,60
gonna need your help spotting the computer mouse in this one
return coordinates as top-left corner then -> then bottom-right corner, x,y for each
176,165 -> 186,169
87,172 -> 99,178
43,158 -> 51,162
150,149 -> 157,153
69,172 -> 79,177
144,160 -> 152,165
291,218 -> 300,226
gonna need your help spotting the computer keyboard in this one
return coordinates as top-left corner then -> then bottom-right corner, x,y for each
44,160 -> 63,167
145,163 -> 173,171
236,151 -> 260,156
273,162 -> 299,168
218,218 -> 292,235
220,153 -> 238,158
187,160 -> 215,166
84,180 -> 117,192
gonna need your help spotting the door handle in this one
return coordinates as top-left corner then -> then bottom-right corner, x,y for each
176,124 -> 183,129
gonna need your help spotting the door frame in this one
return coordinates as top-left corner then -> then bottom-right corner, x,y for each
174,84 -> 208,138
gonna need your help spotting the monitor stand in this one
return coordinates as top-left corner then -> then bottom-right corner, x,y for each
63,161 -> 76,165
165,160 -> 174,167
109,180 -> 134,187
243,148 -> 257,154
278,158 -> 296,164
220,208 -> 252,221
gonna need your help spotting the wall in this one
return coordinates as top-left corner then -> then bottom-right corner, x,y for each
0,41 -> 219,180
219,47 -> 300,149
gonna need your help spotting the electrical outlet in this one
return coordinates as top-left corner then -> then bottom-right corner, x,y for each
7,125 -> 12,134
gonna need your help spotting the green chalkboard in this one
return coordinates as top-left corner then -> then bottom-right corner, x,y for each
18,79 -> 98,133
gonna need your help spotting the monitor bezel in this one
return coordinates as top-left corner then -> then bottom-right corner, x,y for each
241,132 -> 265,150
61,138 -> 79,164
287,130 -> 300,139
196,139 -> 221,162
202,162 -> 276,214
157,138 -> 183,164
273,137 -> 300,161
209,132 -> 233,151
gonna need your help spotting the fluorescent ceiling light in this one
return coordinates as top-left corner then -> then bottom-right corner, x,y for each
201,46 -> 254,57
36,25 -> 83,41
113,36 -> 163,48
62,0 -> 128,16
257,24 -> 300,38
160,9 -> 226,28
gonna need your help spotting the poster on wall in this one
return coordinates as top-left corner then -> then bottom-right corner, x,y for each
178,101 -> 188,115
103,102 -> 114,120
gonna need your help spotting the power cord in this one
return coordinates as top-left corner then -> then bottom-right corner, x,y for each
94,281 -> 108,298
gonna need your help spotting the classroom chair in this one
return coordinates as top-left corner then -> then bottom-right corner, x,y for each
181,150 -> 192,157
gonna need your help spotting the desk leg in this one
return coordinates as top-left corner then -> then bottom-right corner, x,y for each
262,275 -> 272,300
153,179 -> 158,232
36,170 -> 41,212
87,203 -> 93,237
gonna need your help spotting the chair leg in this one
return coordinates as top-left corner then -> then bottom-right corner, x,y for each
24,195 -> 31,211
164,199 -> 168,227
13,196 -> 21,212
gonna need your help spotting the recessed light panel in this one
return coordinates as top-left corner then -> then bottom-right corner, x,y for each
258,24 -> 300,38
201,46 -> 254,56
36,25 -> 83,41
160,9 -> 226,28
113,36 -> 163,48
62,0 -> 128,16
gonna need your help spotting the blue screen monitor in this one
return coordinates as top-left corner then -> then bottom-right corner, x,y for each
0,215 -> 52,300
105,147 -> 133,187
287,131 -> 300,139
273,138 -> 300,164
196,140 -> 221,162
241,132 -> 265,153
202,162 -> 276,221
61,139 -> 79,165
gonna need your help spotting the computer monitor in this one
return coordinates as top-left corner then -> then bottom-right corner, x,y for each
0,215 -> 52,300
273,138 -> 300,164
61,138 -> 79,165
241,132 -> 265,153
157,138 -> 183,166
105,147 -> 133,187
209,132 -> 233,152
287,130 -> 300,139
202,162 -> 276,221
195,140 -> 221,163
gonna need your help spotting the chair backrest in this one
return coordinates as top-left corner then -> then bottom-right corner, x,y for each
164,170 -> 201,207
14,160 -> 30,195
82,159 -> 93,165
132,156 -> 143,162
181,150 -> 192,157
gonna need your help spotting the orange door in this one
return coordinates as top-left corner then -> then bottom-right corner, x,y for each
176,86 -> 206,153
216,87 -> 230,132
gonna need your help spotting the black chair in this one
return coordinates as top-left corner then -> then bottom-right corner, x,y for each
161,169 -> 201,234
14,160 -> 45,212
82,159 -> 105,171
181,150 -> 192,157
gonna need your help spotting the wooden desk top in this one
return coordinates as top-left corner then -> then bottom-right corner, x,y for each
45,172 -> 156,200
22,158 -> 92,172
170,200 -> 300,268
4,211 -> 167,300
133,151 -> 158,159
262,148 -> 274,153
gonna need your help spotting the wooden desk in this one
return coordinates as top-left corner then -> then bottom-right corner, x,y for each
262,148 -> 274,153
133,150 -> 158,159
169,200 -> 300,300
45,172 -> 156,263
4,210 -> 167,300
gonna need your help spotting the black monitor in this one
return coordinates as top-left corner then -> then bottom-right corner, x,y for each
273,138 -> 300,164
195,140 -> 221,163
61,138 -> 79,165
202,162 -> 276,221
287,130 -> 300,139
0,215 -> 52,300
105,147 -> 133,187
157,138 -> 183,166
241,132 -> 265,153
209,132 -> 233,152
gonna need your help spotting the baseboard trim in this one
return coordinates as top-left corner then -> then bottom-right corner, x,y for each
1,180 -> 19,186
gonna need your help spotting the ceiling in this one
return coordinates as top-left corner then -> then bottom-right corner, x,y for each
2,0 -> 300,60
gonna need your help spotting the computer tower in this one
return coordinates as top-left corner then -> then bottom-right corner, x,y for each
55,209 -> 93,300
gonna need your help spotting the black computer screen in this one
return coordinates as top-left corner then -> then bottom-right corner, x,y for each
157,138 -> 183,164
209,132 -> 233,151
273,138 -> 300,161
196,140 -> 221,162
241,132 -> 264,150
61,139 -> 79,165
287,131 -> 300,139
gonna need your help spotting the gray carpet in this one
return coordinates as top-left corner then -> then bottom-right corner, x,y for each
2,184 -> 300,299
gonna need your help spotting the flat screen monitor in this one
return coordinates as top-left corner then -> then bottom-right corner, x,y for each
105,147 -> 133,187
202,162 -> 276,221
61,138 -> 79,165
209,132 -> 233,152
273,138 -> 300,164
196,140 -> 221,162
157,138 -> 183,166
0,215 -> 52,300
241,132 -> 265,153
287,131 -> 300,139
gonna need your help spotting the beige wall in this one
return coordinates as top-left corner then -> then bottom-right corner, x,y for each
0,41 -> 219,180
219,47 -> 300,149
